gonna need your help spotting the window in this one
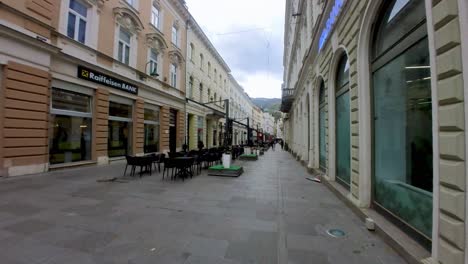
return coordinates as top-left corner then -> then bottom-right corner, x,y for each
188,76 -> 194,98
126,0 -> 135,7
49,88 -> 92,165
149,49 -> 158,75
207,89 -> 211,102
144,106 -> 160,153
335,54 -> 350,189
189,43 -> 194,61
318,80 -> 326,170
199,83 -> 203,101
108,101 -> 132,157
170,63 -> 177,88
214,69 -> 217,83
67,0 -> 87,43
372,0 -> 432,241
118,28 -> 131,65
151,5 -> 160,28
199,54 -> 204,70
208,62 -> 211,76
172,25 -> 178,46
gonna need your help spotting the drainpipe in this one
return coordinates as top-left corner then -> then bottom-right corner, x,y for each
184,18 -> 190,146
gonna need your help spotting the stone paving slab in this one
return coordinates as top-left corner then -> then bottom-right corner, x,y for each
0,150 -> 407,263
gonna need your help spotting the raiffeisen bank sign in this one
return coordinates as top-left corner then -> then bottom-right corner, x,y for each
318,0 -> 347,51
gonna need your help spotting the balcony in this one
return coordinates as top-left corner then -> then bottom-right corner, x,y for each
280,88 -> 294,112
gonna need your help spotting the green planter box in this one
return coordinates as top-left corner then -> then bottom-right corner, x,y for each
239,154 -> 258,161
208,165 -> 244,177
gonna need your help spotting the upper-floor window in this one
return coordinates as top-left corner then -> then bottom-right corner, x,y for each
188,76 -> 194,98
149,49 -> 158,75
214,69 -> 217,82
170,63 -> 177,88
189,43 -> 194,61
67,0 -> 87,43
200,54 -> 204,70
208,62 -> 211,76
151,5 -> 160,29
118,28 -> 131,65
172,25 -> 179,46
126,0 -> 136,8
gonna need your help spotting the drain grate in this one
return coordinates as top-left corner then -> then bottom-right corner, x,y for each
326,228 -> 346,238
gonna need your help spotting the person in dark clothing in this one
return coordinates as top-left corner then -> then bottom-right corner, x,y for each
280,140 -> 284,150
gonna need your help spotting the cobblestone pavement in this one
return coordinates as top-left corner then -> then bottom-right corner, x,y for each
0,149 -> 406,264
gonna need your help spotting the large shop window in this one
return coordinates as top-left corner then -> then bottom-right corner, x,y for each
50,88 -> 92,165
372,0 -> 432,243
108,100 -> 133,157
335,55 -> 351,188
144,105 -> 160,153
318,80 -> 327,170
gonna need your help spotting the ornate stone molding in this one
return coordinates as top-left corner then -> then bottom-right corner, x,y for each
168,49 -> 185,66
146,33 -> 168,54
113,7 -> 144,34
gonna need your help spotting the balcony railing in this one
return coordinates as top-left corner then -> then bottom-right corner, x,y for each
280,88 -> 294,112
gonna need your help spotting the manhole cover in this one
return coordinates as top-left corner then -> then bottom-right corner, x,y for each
326,229 -> 346,237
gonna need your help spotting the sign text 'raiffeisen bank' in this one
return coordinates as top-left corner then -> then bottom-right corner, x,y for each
77,66 -> 138,94
319,0 -> 347,51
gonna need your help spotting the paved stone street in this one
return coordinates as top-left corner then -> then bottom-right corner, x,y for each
0,149 -> 406,264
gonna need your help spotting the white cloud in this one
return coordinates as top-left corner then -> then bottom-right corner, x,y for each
234,71 -> 282,98
185,0 -> 285,99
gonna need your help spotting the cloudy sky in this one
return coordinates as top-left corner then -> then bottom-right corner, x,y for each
185,0 -> 285,99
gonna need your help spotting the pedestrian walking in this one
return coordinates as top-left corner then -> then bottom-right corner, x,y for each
280,140 -> 284,150
271,141 -> 275,151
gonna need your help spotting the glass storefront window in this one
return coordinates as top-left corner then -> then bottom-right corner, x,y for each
108,100 -> 132,157
319,81 -> 327,170
49,88 -> 92,165
335,55 -> 351,188
109,101 -> 132,118
372,0 -> 432,242
144,107 -> 160,153
373,39 -> 432,238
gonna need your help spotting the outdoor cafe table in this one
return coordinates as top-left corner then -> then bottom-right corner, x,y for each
174,157 -> 194,180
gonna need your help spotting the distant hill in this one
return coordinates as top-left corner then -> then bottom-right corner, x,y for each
252,98 -> 281,112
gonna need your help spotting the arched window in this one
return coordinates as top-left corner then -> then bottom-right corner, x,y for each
371,0 -> 432,241
199,54 -> 204,70
170,63 -> 177,88
208,62 -> 211,76
188,76 -> 194,99
199,83 -> 203,102
318,80 -> 326,170
335,54 -> 350,189
214,69 -> 217,83
189,43 -> 194,61
207,89 -> 211,102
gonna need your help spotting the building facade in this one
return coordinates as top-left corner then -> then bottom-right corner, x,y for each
229,74 -> 253,145
185,16 -> 230,150
282,0 -> 468,263
0,0 -> 189,176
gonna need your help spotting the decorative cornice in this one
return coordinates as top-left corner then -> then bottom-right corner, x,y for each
168,49 -> 185,65
113,7 -> 144,34
146,32 -> 168,53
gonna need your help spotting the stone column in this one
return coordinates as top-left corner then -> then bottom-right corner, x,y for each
133,99 -> 144,155
160,106 -> 170,153
2,61 -> 50,176
95,88 -> 109,165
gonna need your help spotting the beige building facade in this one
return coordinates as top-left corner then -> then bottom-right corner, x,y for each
282,0 -> 468,263
0,0 -> 189,176
185,16 -> 230,150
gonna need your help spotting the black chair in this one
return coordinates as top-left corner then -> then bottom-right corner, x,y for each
135,156 -> 152,177
163,157 -> 177,180
124,155 -> 137,177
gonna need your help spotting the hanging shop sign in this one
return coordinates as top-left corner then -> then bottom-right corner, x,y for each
318,0 -> 347,51
77,66 -> 138,94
